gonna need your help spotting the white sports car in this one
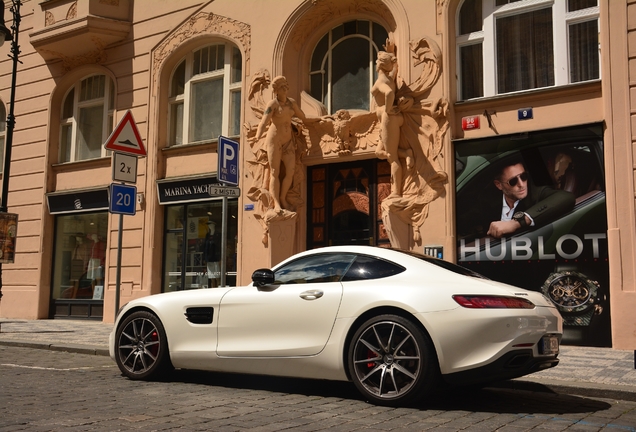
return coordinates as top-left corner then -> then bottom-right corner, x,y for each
110,246 -> 562,406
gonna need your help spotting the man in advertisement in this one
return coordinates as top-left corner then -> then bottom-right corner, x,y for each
472,159 -> 575,239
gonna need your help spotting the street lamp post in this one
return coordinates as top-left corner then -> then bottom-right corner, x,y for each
0,0 -> 21,301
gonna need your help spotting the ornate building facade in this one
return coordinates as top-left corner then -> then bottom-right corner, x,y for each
0,0 -> 634,349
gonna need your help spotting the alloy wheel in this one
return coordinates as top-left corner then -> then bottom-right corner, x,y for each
117,316 -> 161,376
351,319 -> 422,400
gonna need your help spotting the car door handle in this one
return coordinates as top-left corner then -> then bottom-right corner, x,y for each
300,290 -> 324,300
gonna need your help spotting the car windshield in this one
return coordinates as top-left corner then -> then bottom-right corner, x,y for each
392,249 -> 489,279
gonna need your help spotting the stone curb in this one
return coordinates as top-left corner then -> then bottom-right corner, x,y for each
0,340 -> 109,357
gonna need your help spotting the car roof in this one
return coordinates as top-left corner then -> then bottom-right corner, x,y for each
276,245 -> 427,268
273,245 -> 487,279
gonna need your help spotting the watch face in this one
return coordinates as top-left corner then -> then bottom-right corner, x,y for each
541,271 -> 599,314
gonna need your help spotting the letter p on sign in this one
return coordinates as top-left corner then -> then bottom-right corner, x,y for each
218,136 -> 239,186
223,145 -> 235,168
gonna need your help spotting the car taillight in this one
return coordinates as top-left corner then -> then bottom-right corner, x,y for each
453,295 -> 535,309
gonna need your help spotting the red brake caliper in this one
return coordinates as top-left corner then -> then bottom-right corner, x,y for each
367,349 -> 376,368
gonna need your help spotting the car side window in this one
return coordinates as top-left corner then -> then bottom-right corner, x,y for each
274,253 -> 356,284
342,255 -> 405,282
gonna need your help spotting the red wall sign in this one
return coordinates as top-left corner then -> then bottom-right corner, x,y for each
462,115 -> 480,130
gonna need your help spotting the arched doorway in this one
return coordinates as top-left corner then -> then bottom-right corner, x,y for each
307,159 -> 391,248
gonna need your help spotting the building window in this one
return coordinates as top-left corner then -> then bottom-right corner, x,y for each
456,0 -> 599,100
51,212 -> 108,301
163,199 -> 238,291
309,20 -> 388,113
168,43 -> 242,146
60,75 -> 115,162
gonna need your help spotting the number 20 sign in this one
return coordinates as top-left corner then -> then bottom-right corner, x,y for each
110,183 -> 137,216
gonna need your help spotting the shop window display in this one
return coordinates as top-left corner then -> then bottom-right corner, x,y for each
163,200 -> 238,292
51,212 -> 108,300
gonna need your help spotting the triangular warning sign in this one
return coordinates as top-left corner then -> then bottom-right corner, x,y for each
104,110 -> 146,156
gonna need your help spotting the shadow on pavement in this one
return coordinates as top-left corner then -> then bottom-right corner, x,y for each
166,369 -> 612,414
490,379 -> 636,403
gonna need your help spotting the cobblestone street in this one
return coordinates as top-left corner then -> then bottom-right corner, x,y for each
2,346 -> 635,431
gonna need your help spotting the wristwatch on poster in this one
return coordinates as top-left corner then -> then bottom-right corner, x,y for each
541,270 -> 603,326
513,211 -> 528,228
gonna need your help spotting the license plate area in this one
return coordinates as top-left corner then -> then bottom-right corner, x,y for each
540,335 -> 559,355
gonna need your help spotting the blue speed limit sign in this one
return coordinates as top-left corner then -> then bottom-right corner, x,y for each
109,183 -> 137,215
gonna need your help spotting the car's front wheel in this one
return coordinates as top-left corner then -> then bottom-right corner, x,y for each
115,310 -> 172,380
348,314 -> 439,406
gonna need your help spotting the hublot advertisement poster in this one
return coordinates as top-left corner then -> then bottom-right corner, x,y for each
455,124 -> 611,347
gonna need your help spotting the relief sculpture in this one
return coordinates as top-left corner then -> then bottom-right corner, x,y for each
245,74 -> 320,245
304,109 -> 379,156
245,36 -> 448,248
373,37 -> 449,248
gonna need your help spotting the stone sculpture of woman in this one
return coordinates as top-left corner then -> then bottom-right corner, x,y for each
253,75 -> 318,214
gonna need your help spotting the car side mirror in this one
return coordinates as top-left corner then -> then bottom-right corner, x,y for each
252,268 -> 275,287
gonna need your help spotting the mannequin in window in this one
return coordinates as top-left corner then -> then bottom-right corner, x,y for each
87,234 -> 105,287
204,222 -> 221,287
72,234 -> 90,273
64,235 -> 84,298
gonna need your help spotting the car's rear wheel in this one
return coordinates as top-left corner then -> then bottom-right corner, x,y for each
115,310 -> 171,380
348,314 -> 439,406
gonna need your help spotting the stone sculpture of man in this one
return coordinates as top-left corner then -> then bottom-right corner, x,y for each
372,42 -> 413,198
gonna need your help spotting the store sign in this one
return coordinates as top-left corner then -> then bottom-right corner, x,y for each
157,176 -> 241,205
46,188 -> 110,214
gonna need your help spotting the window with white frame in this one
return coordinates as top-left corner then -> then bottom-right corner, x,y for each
168,43 -> 242,146
309,20 -> 389,114
60,75 -> 115,162
457,0 -> 599,101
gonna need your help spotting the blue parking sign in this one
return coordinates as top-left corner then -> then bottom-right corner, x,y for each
109,183 -> 137,215
218,136 -> 239,186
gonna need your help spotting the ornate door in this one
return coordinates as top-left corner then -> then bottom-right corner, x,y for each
308,160 -> 391,249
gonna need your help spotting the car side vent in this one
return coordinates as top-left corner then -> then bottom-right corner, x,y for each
185,307 -> 214,324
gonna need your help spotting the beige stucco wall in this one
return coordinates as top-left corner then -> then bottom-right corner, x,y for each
0,0 -> 634,350
604,0 -> 636,349
0,2 -> 47,319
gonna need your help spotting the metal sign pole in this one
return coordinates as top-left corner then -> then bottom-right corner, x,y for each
217,136 -> 239,287
220,193 -> 228,287
105,112 -> 144,319
114,213 -> 123,319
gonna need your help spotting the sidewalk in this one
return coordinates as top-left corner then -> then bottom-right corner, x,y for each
0,318 -> 112,356
2,318 -> 636,400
